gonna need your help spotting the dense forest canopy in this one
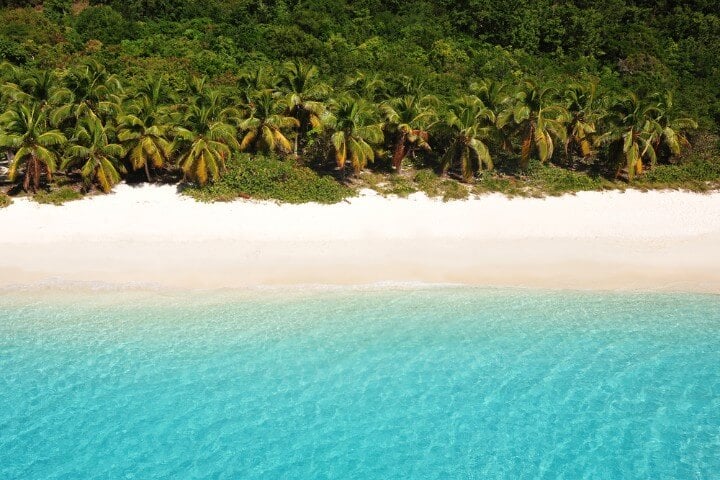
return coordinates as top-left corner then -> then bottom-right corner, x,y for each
0,0 -> 716,125
0,0 -> 718,201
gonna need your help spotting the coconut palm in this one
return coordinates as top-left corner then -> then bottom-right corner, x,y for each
1,70 -> 74,134
0,103 -> 66,192
0,61 -> 17,83
344,72 -> 389,103
117,77 -> 176,182
470,79 -> 514,152
278,61 -> 329,154
327,97 -> 383,174
653,91 -> 698,159
174,90 -> 240,186
60,59 -> 124,124
236,66 -> 278,105
440,95 -> 495,181
597,92 -> 663,180
564,81 -> 604,158
380,95 -> 436,171
498,79 -> 568,169
62,116 -> 125,192
1,69 -> 72,111
238,90 -> 298,155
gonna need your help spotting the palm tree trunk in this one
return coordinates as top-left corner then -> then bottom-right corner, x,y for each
392,133 -> 407,171
23,161 -> 31,192
144,161 -> 153,182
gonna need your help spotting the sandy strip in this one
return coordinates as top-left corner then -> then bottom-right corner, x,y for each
1,184 -> 719,293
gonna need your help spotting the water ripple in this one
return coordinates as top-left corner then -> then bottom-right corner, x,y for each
1,288 -> 719,479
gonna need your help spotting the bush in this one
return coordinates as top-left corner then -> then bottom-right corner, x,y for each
33,187 -> 84,205
75,6 -> 131,45
0,192 -> 11,208
414,170 -> 469,201
0,35 -> 29,63
183,154 -> 354,204
0,7 -> 64,45
525,162 -> 610,196
638,156 -> 720,191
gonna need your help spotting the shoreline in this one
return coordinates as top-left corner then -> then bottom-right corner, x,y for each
1,184 -> 719,294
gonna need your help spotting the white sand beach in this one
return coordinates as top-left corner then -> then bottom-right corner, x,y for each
1,184 -> 719,292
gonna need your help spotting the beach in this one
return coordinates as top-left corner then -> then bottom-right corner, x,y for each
1,184 -> 719,292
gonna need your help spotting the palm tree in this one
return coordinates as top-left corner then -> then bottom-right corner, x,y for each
62,116 -> 125,193
597,92 -> 663,180
238,91 -> 298,155
327,97 -> 383,174
653,91 -> 698,160
498,79 -> 568,169
0,61 -> 18,83
380,95 -> 436,171
60,59 -> 124,124
0,103 -> 66,192
564,81 -> 603,158
1,69 -> 72,111
278,61 -> 329,155
470,79 -> 513,151
174,90 -> 240,186
440,95 -> 495,181
117,77 -> 176,182
344,72 -> 389,103
1,70 -> 74,133
236,66 -> 278,105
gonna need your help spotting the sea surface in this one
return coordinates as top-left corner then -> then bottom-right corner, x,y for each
1,287 -> 719,479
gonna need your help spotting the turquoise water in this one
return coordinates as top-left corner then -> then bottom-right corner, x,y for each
1,287 -> 719,479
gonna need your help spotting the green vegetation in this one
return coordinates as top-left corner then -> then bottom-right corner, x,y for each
183,155 -> 353,204
32,186 -> 83,205
361,170 -> 470,201
0,0 -> 718,204
0,192 -> 11,207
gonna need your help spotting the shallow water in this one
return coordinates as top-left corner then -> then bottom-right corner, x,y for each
1,287 -> 719,479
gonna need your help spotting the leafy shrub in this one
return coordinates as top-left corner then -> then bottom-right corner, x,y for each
638,157 -> 720,191
33,187 -> 84,205
415,170 -> 469,201
0,7 -> 64,45
0,35 -> 29,63
183,154 -> 354,204
0,192 -> 12,208
525,162 -> 610,196
75,6 -> 131,45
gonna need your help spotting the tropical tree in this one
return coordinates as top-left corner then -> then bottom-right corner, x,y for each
174,90 -> 240,185
597,92 -> 663,180
0,61 -> 18,83
380,95 -> 436,171
238,90 -> 298,155
117,77 -> 176,182
278,61 -> 329,154
653,91 -> 698,160
327,97 -> 383,174
470,79 -> 513,151
0,103 -> 66,192
236,66 -> 278,106
498,79 -> 568,169
440,95 -> 495,181
564,81 -> 604,158
344,72 -> 389,103
60,59 -> 124,124
62,116 -> 125,192
1,69 -> 72,113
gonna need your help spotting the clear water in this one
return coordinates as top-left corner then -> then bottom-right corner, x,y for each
1,287 -> 719,479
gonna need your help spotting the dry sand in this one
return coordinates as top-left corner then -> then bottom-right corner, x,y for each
1,184 -> 719,292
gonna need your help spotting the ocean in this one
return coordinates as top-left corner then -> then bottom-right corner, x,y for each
1,287 -> 718,479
